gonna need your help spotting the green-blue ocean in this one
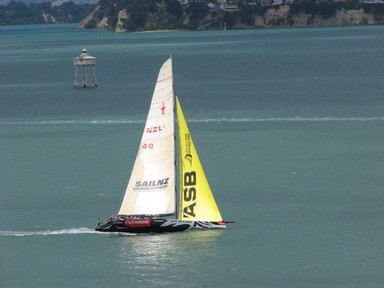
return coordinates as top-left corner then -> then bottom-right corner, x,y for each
0,24 -> 383,287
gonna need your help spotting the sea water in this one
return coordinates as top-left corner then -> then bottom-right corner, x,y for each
0,24 -> 383,287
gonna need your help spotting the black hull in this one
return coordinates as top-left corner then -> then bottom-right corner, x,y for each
95,217 -> 228,234
95,218 -> 193,234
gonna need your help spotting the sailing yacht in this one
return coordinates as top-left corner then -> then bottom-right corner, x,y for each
95,58 -> 228,233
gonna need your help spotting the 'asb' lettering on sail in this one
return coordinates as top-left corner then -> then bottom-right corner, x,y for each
183,171 -> 196,218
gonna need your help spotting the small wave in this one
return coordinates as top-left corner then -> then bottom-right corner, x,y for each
0,119 -> 144,126
0,117 -> 382,126
189,117 -> 384,123
0,227 -> 99,237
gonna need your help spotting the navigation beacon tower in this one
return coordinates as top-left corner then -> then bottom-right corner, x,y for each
73,48 -> 98,88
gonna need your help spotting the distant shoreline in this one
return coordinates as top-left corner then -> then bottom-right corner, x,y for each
77,3 -> 384,32
137,29 -> 180,33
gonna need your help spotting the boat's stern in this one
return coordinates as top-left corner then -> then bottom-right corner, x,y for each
192,221 -> 228,229
95,219 -> 116,232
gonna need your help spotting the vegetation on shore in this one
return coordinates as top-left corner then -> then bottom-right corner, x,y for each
0,1 -> 95,25
79,0 -> 384,31
1,0 -> 384,29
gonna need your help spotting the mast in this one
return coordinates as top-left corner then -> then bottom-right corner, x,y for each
170,56 -> 179,219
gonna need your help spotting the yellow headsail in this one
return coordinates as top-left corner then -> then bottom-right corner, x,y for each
176,97 -> 223,222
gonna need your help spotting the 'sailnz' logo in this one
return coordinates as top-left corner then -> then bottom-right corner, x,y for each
134,178 -> 169,191
146,125 -> 164,134
183,171 -> 196,218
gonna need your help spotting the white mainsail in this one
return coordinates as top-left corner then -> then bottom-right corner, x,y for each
118,59 -> 175,216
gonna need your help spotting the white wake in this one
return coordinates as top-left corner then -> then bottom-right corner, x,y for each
1,116 -> 383,126
0,227 -> 99,237
193,116 -> 384,123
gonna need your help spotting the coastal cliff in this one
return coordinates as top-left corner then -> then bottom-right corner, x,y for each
259,5 -> 381,28
77,0 -> 384,32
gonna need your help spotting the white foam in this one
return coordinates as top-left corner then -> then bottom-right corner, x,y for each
188,116 -> 384,123
0,119 -> 144,126
0,227 -> 99,237
1,116 -> 382,126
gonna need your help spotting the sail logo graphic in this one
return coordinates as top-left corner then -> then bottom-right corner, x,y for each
146,125 -> 165,134
134,178 -> 169,192
184,133 -> 192,166
183,171 -> 196,218
160,102 -> 166,115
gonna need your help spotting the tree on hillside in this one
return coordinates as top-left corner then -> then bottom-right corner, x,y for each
166,0 -> 183,19
188,2 -> 209,21
0,1 -> 95,25
122,0 -> 157,31
186,1 -> 209,29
